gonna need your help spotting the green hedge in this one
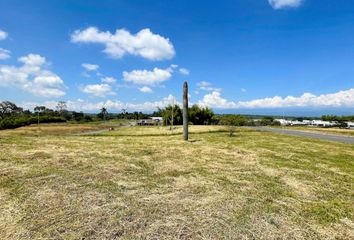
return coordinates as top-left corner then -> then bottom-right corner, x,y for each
0,116 -> 66,130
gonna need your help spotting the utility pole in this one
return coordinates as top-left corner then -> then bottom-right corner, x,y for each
171,96 -> 174,131
183,81 -> 189,141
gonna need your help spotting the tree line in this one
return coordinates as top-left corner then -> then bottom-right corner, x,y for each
0,101 -> 93,130
1,100 -> 353,131
320,115 -> 354,122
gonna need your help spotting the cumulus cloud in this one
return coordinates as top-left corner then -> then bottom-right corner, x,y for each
198,88 -> 354,109
179,67 -> 190,75
21,94 -> 179,112
268,0 -> 303,9
71,27 -> 175,61
19,54 -> 46,66
0,48 -> 10,60
139,86 -> 153,93
81,83 -> 115,97
82,63 -> 99,71
0,54 -> 65,98
101,76 -> 116,84
18,88 -> 354,112
0,29 -> 7,40
198,91 -> 237,109
123,67 -> 172,85
197,81 -> 221,92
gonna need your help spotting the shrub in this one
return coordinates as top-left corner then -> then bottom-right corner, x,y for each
0,116 -> 65,130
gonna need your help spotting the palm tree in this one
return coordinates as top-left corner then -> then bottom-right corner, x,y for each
100,107 -> 108,122
34,106 -> 46,125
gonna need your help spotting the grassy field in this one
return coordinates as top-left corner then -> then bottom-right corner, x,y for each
273,126 -> 354,136
0,124 -> 353,239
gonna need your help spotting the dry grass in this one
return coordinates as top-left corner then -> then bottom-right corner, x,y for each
0,124 -> 353,239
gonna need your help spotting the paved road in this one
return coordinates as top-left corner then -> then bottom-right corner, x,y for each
249,127 -> 354,144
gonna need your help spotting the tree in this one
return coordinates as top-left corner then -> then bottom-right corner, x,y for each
98,107 -> 108,121
158,105 -> 182,126
0,101 -> 22,119
260,116 -> 274,126
56,101 -> 72,120
72,111 -> 85,122
189,104 -> 214,125
56,101 -> 67,113
321,115 -> 338,122
34,106 -> 46,125
220,115 -> 246,137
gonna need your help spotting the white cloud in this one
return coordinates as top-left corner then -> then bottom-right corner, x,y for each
19,54 -> 46,66
197,81 -> 221,92
0,29 -> 8,40
166,64 -> 178,73
18,88 -> 354,112
0,48 -> 10,60
241,88 -> 247,93
198,88 -> 354,109
71,27 -> 175,61
198,91 -> 237,109
179,68 -> 190,75
81,83 -> 115,97
82,63 -> 99,71
268,0 -> 303,9
123,67 -> 172,85
21,94 -> 179,112
101,76 -> 116,84
0,54 -> 65,98
139,86 -> 153,93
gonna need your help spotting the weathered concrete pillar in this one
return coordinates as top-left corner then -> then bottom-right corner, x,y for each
183,81 -> 189,141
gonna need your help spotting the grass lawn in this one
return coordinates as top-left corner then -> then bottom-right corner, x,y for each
0,124 -> 353,239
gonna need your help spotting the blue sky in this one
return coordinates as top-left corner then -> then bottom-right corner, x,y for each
0,0 -> 353,115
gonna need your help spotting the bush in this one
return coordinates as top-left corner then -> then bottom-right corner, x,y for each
0,116 -> 65,130
219,115 -> 246,137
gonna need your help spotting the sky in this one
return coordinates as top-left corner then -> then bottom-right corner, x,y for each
0,0 -> 354,116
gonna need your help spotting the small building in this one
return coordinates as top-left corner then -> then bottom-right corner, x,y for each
136,117 -> 163,126
150,117 -> 163,122
311,120 -> 337,127
275,119 -> 308,126
346,122 -> 354,129
303,120 -> 312,124
275,119 -> 290,126
290,120 -> 307,126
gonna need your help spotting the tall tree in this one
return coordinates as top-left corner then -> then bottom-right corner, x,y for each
0,101 -> 22,119
98,107 -> 108,121
34,106 -> 46,125
56,101 -> 67,114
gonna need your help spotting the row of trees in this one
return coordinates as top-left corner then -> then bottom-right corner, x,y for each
2,100 -> 353,131
97,108 -> 151,121
321,115 -> 354,122
0,101 -> 94,130
153,104 -> 215,126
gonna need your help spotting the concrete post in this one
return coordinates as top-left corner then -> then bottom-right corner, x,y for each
183,81 -> 189,141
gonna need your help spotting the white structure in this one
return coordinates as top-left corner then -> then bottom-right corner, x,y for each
346,122 -> 354,128
136,117 -> 163,126
274,119 -> 345,128
275,119 -> 289,126
150,117 -> 163,122
310,120 -> 337,127
275,119 -> 309,126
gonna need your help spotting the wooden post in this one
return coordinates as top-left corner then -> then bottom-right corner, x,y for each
183,81 -> 189,141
